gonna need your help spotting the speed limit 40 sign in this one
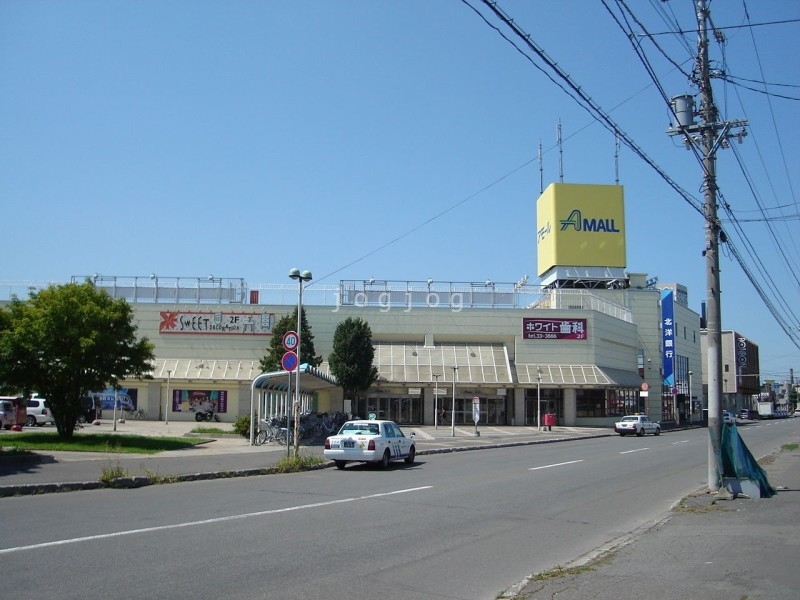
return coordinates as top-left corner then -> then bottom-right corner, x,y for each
282,330 -> 299,351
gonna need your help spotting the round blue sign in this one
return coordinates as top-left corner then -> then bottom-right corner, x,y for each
281,351 -> 298,372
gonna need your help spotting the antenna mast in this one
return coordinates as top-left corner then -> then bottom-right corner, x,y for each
557,120 -> 563,183
538,141 -> 543,194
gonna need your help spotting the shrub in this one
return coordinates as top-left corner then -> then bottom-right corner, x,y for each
233,415 -> 251,438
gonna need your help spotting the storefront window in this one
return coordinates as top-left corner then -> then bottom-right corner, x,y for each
359,395 -> 422,424
576,389 -> 607,417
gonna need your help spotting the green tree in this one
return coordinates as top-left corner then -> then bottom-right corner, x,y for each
259,307 -> 321,373
0,281 -> 155,438
327,317 -> 378,403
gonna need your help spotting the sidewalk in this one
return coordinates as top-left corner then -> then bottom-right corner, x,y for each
0,419 -> 610,496
503,447 -> 800,600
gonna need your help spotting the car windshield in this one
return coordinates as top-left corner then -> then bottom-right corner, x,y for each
340,423 -> 380,435
622,417 -> 637,422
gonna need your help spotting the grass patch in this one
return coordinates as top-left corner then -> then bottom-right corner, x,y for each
527,563 -> 597,582
190,426 -> 235,435
272,454 -> 324,473
498,548 -> 621,599
1,432 -> 210,454
781,442 -> 799,452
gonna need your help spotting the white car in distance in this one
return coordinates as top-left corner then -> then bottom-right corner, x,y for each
614,414 -> 661,437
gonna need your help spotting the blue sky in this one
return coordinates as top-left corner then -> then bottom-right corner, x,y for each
2,1 -> 798,380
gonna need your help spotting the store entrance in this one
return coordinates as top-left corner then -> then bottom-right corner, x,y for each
525,388 -> 564,426
358,396 -> 422,425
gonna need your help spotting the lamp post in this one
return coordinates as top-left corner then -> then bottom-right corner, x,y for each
165,370 -> 171,425
451,366 -> 458,437
537,369 -> 542,432
289,267 -> 312,457
433,373 -> 441,429
113,387 -> 118,432
688,370 -> 694,424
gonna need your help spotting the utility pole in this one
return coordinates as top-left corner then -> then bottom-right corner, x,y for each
667,0 -> 747,490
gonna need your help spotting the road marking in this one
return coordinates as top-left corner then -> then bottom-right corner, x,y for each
673,440 -> 690,445
529,459 -> 583,471
0,486 -> 433,555
620,448 -> 648,454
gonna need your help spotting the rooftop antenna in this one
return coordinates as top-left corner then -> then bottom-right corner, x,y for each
557,119 -> 564,183
538,140 -> 543,194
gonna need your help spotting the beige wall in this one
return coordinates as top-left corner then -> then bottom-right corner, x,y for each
124,301 -> 642,424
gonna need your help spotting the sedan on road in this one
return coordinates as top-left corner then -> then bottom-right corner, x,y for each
324,419 -> 416,469
614,414 -> 661,436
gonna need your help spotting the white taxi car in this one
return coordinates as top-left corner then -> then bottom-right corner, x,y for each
614,414 -> 661,436
324,420 -> 416,470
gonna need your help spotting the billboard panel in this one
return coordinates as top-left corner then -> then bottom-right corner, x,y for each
522,317 -> 587,340
537,183 -> 626,276
661,288 -> 675,389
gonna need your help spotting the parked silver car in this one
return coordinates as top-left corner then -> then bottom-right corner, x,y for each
25,397 -> 55,427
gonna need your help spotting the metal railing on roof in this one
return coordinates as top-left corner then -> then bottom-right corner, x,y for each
0,278 -> 631,323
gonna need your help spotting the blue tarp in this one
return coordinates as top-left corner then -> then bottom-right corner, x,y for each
720,422 -> 776,498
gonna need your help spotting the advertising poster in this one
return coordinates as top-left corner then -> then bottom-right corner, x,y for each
88,387 -> 139,410
172,389 -> 227,414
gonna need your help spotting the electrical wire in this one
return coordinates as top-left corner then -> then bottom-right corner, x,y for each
467,0 -> 799,350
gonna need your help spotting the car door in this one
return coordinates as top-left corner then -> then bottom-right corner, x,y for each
383,422 -> 407,458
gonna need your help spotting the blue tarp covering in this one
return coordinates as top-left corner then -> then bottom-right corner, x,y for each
720,422 -> 776,498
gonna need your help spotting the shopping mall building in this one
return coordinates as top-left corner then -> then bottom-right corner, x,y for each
8,183 -> 743,428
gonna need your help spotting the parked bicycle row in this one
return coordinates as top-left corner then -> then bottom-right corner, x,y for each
254,411 -> 350,446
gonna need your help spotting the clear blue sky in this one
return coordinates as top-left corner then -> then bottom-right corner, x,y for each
2,1 -> 798,380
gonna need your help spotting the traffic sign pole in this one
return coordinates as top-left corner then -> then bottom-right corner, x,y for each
472,396 -> 480,437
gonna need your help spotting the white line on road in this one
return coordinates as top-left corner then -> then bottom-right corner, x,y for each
673,440 -> 690,445
529,459 -> 583,471
620,448 -> 649,454
0,486 -> 433,555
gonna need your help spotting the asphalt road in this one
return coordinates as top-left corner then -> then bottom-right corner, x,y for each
1,422 -> 796,599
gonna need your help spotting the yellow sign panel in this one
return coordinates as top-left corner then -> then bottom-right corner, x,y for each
536,183 -> 626,276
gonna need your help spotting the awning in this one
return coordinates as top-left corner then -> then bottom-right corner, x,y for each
250,364 -> 339,394
373,341 -> 512,385
516,364 -> 642,388
151,358 -> 262,381
596,366 -> 645,388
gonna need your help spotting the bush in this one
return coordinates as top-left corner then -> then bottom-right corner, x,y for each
272,455 -> 324,473
233,415 -> 251,438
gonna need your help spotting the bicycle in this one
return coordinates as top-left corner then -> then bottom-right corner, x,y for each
274,426 -> 295,446
255,418 -> 286,446
126,408 -> 146,420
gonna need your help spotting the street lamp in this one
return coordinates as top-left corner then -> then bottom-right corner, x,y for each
433,373 -> 441,429
113,387 -> 119,432
451,366 -> 458,437
688,370 -> 694,424
164,370 -> 172,425
289,268 -> 312,456
537,369 -> 542,432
